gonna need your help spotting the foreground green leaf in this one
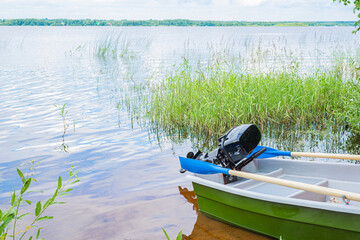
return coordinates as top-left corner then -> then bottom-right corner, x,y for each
57,193 -> 71,197
0,212 -> 15,233
21,179 -> 31,194
70,179 -> 80,184
37,216 -> 53,221
0,164 -> 79,240
17,168 -> 25,184
62,188 -> 73,193
36,228 -> 41,239
17,213 -> 30,220
176,230 -> 183,240
11,191 -> 16,206
58,176 -> 62,190
43,198 -> 53,209
35,201 -> 41,217
162,229 -> 170,240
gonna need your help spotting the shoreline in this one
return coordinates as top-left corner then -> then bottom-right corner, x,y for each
0,19 -> 356,27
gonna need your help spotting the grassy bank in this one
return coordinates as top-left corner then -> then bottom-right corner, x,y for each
146,56 -> 360,137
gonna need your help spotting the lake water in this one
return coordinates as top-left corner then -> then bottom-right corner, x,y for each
0,26 -> 359,240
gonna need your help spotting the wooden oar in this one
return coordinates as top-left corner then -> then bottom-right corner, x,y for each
179,156 -> 360,202
249,146 -> 360,161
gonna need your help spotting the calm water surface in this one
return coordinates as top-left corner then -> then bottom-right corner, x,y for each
0,26 -> 359,240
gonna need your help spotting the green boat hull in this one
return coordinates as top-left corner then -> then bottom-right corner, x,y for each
193,183 -> 360,240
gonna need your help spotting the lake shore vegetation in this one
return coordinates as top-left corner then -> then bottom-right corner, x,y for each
146,56 -> 360,137
126,43 -> 360,148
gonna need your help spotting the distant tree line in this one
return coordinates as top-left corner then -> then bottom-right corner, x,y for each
0,18 -> 355,27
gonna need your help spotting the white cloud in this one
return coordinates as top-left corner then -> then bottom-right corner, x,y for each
0,0 -> 357,20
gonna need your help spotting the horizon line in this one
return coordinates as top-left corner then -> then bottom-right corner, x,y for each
0,18 -> 357,22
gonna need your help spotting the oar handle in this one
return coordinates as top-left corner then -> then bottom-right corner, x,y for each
291,152 -> 360,161
228,170 -> 360,202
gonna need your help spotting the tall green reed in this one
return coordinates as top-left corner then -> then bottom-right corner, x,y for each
146,53 -> 360,140
116,38 -> 360,150
93,32 -> 151,60
94,33 -> 126,59
151,64 -> 335,132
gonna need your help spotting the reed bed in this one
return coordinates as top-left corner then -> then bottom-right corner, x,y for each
146,56 -> 360,136
113,37 -> 360,149
93,32 -> 151,60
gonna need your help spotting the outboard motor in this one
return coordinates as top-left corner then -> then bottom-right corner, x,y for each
184,124 -> 265,184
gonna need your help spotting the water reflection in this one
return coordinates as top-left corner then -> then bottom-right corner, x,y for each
178,186 -> 199,213
59,134 -> 69,153
146,123 -> 360,158
178,186 -> 273,240
260,124 -> 360,155
1,27 -> 360,240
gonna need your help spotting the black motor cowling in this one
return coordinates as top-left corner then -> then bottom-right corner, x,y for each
218,124 -> 261,166
187,124 -> 262,174
185,124 -> 262,184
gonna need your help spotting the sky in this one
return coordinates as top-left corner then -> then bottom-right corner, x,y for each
0,0 -> 358,21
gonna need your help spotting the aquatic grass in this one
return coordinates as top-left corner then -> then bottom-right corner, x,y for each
54,104 -> 73,152
146,57 -> 359,137
162,229 -> 182,240
331,50 -> 360,80
341,80 -> 360,133
93,32 -> 151,61
93,32 -> 130,59
115,38 -> 360,150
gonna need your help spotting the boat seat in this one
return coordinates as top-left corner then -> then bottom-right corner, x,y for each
246,177 -> 321,197
288,179 -> 328,202
231,168 -> 285,189
234,168 -> 328,200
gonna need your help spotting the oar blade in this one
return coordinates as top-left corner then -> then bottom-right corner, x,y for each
179,157 -> 229,175
247,146 -> 291,159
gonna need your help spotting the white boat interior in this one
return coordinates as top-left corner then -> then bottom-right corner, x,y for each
192,158 -> 360,209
